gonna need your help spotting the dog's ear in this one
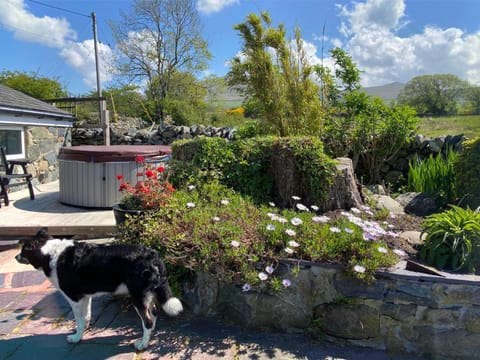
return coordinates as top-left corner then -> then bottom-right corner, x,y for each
35,227 -> 52,241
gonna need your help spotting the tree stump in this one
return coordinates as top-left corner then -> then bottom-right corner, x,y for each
320,157 -> 363,212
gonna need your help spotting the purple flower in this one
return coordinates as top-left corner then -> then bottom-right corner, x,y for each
282,279 -> 292,288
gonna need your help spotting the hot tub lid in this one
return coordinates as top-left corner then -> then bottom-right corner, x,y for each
59,145 -> 172,162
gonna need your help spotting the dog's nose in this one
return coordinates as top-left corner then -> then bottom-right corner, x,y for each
15,254 -> 29,264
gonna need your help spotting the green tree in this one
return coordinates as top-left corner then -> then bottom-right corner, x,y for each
110,0 -> 210,125
314,49 -> 418,183
398,74 -> 467,116
162,71 -> 208,125
315,47 -> 361,108
0,70 -> 67,99
226,12 -> 323,136
465,85 -> 480,115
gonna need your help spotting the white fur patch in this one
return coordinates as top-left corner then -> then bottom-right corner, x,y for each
162,297 -> 183,316
41,239 -> 74,289
114,283 -> 129,295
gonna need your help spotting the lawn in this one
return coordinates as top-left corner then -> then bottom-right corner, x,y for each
417,115 -> 480,139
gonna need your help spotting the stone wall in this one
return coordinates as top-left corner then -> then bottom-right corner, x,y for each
72,122 -> 466,186
184,263 -> 480,359
376,133 -> 466,184
17,126 -> 71,186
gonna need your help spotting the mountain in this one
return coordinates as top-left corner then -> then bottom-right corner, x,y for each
362,82 -> 404,102
217,82 -> 405,107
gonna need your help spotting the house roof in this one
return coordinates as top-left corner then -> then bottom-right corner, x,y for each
0,84 -> 75,127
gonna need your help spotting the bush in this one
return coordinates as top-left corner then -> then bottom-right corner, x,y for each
455,137 -> 480,209
116,181 -> 401,289
170,136 -> 336,207
407,148 -> 458,207
420,205 -> 480,273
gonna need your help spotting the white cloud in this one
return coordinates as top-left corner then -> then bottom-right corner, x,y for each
0,0 -> 76,47
0,0 -> 114,91
197,0 -> 239,15
60,40 -> 114,89
335,0 -> 480,86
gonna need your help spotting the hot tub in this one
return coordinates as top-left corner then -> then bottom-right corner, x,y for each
58,145 -> 171,208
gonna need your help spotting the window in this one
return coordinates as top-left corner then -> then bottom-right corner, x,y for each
0,126 -> 25,160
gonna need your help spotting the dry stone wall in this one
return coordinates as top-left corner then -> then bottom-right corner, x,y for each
184,263 -> 480,359
72,123 -> 466,186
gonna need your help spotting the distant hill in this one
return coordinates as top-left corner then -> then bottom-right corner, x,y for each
362,82 -> 404,102
217,82 -> 405,107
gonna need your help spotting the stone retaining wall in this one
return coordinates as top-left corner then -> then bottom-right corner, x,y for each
184,263 -> 480,359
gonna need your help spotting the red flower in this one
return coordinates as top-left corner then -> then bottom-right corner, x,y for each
116,160 -> 174,211
145,170 -> 155,178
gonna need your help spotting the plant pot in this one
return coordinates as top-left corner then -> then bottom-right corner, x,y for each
112,203 -> 148,225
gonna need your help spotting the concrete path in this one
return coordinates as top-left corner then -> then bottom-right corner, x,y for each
0,246 -> 415,360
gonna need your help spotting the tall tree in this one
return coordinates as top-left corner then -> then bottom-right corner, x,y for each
465,85 -> 480,115
398,74 -> 467,116
110,0 -> 210,124
226,12 -> 323,136
0,70 -> 67,99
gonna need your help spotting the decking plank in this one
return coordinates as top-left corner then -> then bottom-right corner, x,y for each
0,181 -> 117,239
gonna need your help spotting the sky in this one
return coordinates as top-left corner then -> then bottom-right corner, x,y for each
1,0 -> 480,95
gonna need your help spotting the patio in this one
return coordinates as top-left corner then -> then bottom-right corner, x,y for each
0,181 -> 117,239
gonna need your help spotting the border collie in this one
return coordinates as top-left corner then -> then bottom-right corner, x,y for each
15,227 -> 183,351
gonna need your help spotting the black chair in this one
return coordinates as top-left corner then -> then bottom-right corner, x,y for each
0,146 -> 35,207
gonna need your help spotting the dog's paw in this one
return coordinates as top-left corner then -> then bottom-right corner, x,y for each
134,339 -> 148,351
67,333 -> 82,344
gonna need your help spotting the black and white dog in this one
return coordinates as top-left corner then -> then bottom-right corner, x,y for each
15,227 -> 183,351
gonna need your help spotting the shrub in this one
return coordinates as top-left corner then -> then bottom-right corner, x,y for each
234,120 -> 260,139
170,136 -> 336,207
407,148 -> 458,207
455,137 -> 480,209
116,181 -> 401,289
420,205 -> 480,273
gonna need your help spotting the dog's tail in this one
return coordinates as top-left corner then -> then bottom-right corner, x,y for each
154,282 -> 183,317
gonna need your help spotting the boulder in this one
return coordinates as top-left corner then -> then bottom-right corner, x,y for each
396,192 -> 439,217
372,194 -> 405,215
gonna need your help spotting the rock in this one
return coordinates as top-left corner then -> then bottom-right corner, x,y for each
372,194 -> 405,215
396,192 -> 439,217
399,230 -> 424,247
365,184 -> 387,195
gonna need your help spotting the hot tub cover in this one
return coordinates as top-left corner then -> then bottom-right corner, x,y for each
59,145 -> 171,163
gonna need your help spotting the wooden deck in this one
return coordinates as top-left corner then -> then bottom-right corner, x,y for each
0,181 -> 117,239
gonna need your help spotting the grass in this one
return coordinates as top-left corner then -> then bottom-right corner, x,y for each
417,115 -> 480,139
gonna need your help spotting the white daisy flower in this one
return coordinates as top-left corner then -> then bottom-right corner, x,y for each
258,272 -> 268,281
353,264 -> 366,274
290,217 -> 303,226
285,229 -> 296,236
242,283 -> 251,292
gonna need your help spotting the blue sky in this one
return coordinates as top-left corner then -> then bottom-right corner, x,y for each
1,0 -> 480,95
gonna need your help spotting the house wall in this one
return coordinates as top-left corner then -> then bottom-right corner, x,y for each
20,126 -> 71,185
